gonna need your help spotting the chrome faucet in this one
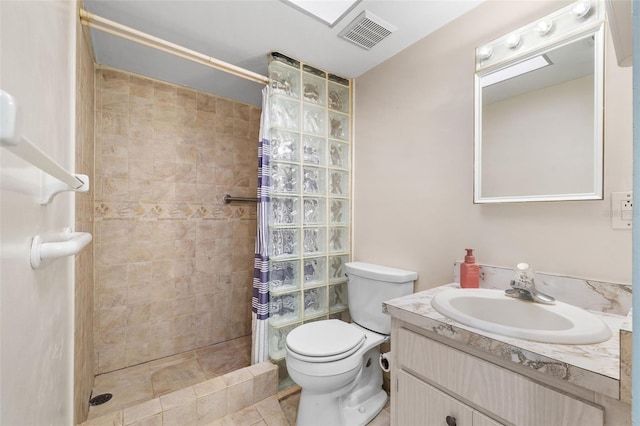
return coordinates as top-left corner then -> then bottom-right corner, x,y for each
504,263 -> 555,304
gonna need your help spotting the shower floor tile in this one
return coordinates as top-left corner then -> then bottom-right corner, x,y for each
88,336 -> 251,420
196,336 -> 252,379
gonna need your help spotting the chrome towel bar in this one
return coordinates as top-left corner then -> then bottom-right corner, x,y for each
223,194 -> 259,204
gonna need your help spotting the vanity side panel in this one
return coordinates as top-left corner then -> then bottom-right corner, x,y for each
595,393 -> 632,426
390,318 -> 400,426
397,327 -> 604,426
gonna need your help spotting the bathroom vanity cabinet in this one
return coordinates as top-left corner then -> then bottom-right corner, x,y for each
392,325 -> 603,426
385,281 -> 632,426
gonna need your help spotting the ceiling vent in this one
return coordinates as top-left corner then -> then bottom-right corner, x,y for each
338,11 -> 397,50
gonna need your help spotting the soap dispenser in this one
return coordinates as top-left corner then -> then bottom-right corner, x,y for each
460,248 -> 479,288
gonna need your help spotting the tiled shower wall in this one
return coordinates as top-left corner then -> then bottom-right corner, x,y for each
94,67 -> 260,374
74,13 -> 95,424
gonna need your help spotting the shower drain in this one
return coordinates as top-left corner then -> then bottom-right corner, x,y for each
89,393 -> 113,406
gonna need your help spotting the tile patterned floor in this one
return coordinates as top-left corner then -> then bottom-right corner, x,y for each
88,336 -> 252,420
204,391 -> 390,426
278,391 -> 391,426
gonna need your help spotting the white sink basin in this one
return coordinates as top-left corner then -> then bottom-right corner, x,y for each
431,288 -> 612,344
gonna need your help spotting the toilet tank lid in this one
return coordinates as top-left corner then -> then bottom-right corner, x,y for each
345,262 -> 418,283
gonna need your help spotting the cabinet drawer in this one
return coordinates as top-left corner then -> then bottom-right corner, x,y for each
397,327 -> 603,426
398,370 -> 474,426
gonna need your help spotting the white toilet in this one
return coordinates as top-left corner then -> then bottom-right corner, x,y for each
285,262 -> 417,426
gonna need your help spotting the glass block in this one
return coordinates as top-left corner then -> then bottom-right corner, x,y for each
329,255 -> 349,282
303,135 -> 326,165
269,62 -> 300,99
329,227 -> 349,253
269,322 -> 298,359
329,199 -> 349,224
271,163 -> 299,194
303,197 -> 326,225
303,227 -> 326,255
271,129 -> 300,162
270,260 -> 301,293
329,141 -> 349,168
304,257 -> 326,286
303,166 -> 325,195
270,52 -> 300,69
270,196 -> 299,225
271,96 -> 300,130
270,291 -> 301,326
328,112 -> 349,141
303,315 -> 326,324
329,170 -> 348,196
328,81 -> 349,113
270,227 -> 299,259
329,282 -> 348,312
329,309 -> 351,323
302,72 -> 326,106
304,287 -> 327,318
303,104 -> 326,136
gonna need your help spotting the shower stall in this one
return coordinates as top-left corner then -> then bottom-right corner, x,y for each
93,67 -> 261,375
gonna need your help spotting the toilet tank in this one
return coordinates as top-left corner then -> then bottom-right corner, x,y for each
345,262 -> 417,334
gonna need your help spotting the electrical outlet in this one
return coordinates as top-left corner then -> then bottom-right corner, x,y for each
611,192 -> 633,229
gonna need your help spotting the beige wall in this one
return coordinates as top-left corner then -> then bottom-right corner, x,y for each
353,0 -> 633,290
93,68 -> 259,373
74,6 -> 96,423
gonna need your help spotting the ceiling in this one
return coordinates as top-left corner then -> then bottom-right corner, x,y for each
84,0 -> 485,106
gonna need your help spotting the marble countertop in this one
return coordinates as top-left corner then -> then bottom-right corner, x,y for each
384,283 -> 629,400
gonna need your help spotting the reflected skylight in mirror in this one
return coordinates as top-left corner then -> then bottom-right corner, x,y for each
481,55 -> 552,87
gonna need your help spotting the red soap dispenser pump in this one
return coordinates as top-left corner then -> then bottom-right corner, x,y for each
460,249 -> 479,288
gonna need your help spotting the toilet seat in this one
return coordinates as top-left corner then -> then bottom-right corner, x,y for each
286,319 -> 366,363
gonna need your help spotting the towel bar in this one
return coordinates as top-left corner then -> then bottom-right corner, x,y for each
224,194 -> 259,203
0,90 -> 90,204
30,229 -> 93,269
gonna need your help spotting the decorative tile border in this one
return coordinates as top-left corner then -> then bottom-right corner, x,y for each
94,201 -> 257,221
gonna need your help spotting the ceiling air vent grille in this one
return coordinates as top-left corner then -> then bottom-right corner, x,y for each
338,11 -> 397,50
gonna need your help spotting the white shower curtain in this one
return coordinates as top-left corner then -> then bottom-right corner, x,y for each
251,86 -> 271,364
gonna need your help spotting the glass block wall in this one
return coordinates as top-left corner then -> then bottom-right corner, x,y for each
266,53 -> 352,388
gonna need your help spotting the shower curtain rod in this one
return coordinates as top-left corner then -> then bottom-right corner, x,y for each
79,9 -> 269,85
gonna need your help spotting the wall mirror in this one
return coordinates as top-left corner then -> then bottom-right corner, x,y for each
474,0 -> 605,203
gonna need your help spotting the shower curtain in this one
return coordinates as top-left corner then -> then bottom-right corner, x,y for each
252,86 -> 271,364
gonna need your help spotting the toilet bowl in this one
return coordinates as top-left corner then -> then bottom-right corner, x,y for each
286,320 -> 387,426
285,262 -> 418,426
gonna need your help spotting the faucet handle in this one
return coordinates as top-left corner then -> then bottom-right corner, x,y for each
515,263 -> 534,283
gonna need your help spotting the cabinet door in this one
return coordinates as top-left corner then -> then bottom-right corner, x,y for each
473,411 -> 503,426
397,328 -> 604,426
397,370 -> 473,426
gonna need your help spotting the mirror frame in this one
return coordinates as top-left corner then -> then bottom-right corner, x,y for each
473,0 -> 605,204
